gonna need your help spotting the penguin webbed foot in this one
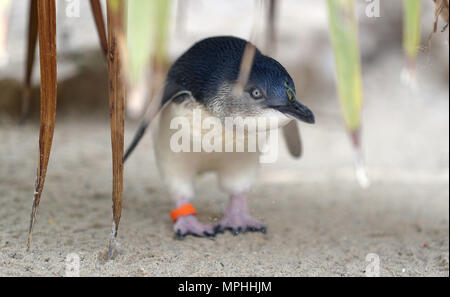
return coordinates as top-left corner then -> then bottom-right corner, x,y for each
213,215 -> 267,236
173,215 -> 215,239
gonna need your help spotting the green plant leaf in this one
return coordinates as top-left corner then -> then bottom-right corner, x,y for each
127,0 -> 172,84
403,0 -> 421,64
326,0 -> 363,132
107,0 -> 121,13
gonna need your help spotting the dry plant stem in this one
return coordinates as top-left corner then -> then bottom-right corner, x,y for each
175,0 -> 187,35
232,0 -> 263,96
428,0 -> 449,45
434,0 -> 449,24
21,0 -> 38,122
265,0 -> 278,54
27,0 -> 57,251
89,0 -> 108,58
232,43 -> 256,96
106,0 -> 126,259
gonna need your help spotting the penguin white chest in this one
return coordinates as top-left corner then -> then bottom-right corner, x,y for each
153,100 -> 261,195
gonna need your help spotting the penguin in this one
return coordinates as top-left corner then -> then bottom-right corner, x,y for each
124,36 -> 315,238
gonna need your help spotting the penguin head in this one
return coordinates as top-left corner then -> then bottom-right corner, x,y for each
168,36 -> 315,126
241,54 -> 315,125
202,43 -> 314,127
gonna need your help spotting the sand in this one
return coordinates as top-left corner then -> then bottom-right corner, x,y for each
0,120 -> 448,277
1,49 -> 448,276
0,0 -> 448,277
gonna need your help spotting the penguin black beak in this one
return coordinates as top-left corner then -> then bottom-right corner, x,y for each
270,100 -> 315,124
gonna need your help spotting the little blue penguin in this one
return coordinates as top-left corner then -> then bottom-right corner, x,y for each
124,36 -> 315,238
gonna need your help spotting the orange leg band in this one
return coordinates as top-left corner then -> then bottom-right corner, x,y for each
170,203 -> 198,222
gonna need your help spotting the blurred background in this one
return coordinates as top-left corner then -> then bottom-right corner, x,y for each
0,0 -> 448,276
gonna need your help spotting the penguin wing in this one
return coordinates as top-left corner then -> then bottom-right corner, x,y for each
124,82 -> 192,162
282,120 -> 303,158
161,81 -> 193,107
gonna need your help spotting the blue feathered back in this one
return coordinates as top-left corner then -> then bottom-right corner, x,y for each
162,36 -> 295,107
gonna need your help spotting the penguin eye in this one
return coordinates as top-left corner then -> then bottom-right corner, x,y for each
249,87 -> 264,100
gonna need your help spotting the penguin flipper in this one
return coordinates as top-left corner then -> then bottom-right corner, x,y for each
124,82 -> 192,162
161,81 -> 192,107
282,120 -> 303,158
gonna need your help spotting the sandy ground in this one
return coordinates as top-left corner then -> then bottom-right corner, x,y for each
0,42 -> 449,276
0,0 -> 448,277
